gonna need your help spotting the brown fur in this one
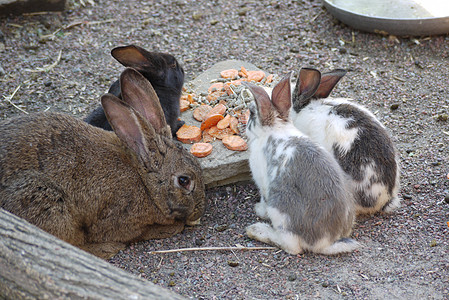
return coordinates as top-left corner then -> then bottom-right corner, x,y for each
0,68 -> 205,259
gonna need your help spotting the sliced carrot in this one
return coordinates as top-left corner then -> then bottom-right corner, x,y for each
217,114 -> 231,129
205,103 -> 227,119
208,82 -> 224,93
200,114 -> 224,131
222,135 -> 248,151
229,116 -> 240,134
193,105 -> 212,122
240,66 -> 249,77
220,69 -> 239,79
176,124 -> 202,144
187,94 -> 195,103
265,74 -> 274,84
202,128 -> 215,143
228,79 -> 244,86
190,142 -> 213,158
206,90 -> 225,102
180,99 -> 190,112
238,109 -> 250,125
209,126 -> 234,140
247,70 -> 266,82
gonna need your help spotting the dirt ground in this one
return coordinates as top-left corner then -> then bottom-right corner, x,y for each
0,0 -> 448,299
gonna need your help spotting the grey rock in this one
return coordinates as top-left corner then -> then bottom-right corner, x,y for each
182,60 -> 266,188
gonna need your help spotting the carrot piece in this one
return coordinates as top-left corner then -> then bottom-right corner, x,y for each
220,69 -> 239,79
265,74 -> 274,84
229,116 -> 240,134
190,142 -> 213,158
205,103 -> 227,119
229,79 -> 244,86
238,109 -> 250,125
187,94 -> 195,103
206,90 -> 225,102
209,126 -> 233,140
217,114 -> 231,129
247,70 -> 266,82
222,135 -> 248,151
180,99 -> 190,112
193,105 -> 212,122
200,114 -> 224,131
202,128 -> 215,143
208,82 -> 224,93
240,66 -> 249,77
176,124 -> 202,144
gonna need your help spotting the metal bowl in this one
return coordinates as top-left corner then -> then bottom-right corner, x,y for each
323,0 -> 449,36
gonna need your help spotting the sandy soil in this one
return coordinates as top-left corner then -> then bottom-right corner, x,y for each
0,0 -> 448,299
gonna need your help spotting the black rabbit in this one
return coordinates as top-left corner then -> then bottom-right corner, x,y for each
85,45 -> 185,136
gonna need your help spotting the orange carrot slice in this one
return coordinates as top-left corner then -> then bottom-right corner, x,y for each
217,114 -> 231,129
200,114 -> 224,131
247,70 -> 266,82
176,124 -> 202,144
208,82 -> 224,93
240,66 -> 249,77
193,105 -> 212,122
222,135 -> 248,151
220,69 -> 239,79
265,74 -> 274,84
205,103 -> 227,119
190,142 -> 213,158
209,126 -> 233,140
229,116 -> 240,134
180,99 -> 190,112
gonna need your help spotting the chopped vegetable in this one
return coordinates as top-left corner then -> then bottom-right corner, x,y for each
200,114 -> 224,131
190,142 -> 213,158
222,135 -> 248,151
193,105 -> 212,122
217,114 -> 231,129
176,124 -> 202,144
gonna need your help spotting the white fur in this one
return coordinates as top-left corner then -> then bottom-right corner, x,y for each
291,99 -> 359,155
291,97 -> 400,214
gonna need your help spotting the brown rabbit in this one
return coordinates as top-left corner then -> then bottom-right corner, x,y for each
0,68 -> 206,259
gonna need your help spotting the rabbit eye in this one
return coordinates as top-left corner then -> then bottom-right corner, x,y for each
170,63 -> 177,69
174,175 -> 194,192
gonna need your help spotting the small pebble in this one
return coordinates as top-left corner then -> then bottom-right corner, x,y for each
227,260 -> 239,267
287,274 -> 297,281
390,103 -> 400,110
444,195 -> 449,204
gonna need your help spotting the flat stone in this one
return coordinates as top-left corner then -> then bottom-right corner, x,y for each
181,60 -> 265,188
0,0 -> 66,16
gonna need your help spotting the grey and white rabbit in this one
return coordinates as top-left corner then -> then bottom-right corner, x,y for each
290,68 -> 400,215
85,44 -> 185,136
243,74 -> 358,255
0,68 -> 205,259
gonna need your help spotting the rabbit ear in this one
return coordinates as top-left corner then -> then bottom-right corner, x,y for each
271,72 -> 292,121
119,68 -> 171,138
292,68 -> 321,112
243,82 -> 274,126
101,94 -> 155,169
111,45 -> 154,72
313,69 -> 347,99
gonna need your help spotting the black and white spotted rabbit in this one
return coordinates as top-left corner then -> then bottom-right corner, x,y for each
243,74 -> 358,255
290,68 -> 400,215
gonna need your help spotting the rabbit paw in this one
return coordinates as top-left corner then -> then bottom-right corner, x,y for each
81,242 -> 127,259
246,222 -> 303,255
246,222 -> 274,244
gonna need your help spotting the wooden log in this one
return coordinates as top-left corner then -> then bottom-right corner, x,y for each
0,208 -> 185,300
0,0 -> 66,16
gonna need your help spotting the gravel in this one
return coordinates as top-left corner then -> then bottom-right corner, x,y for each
1,0 -> 448,299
